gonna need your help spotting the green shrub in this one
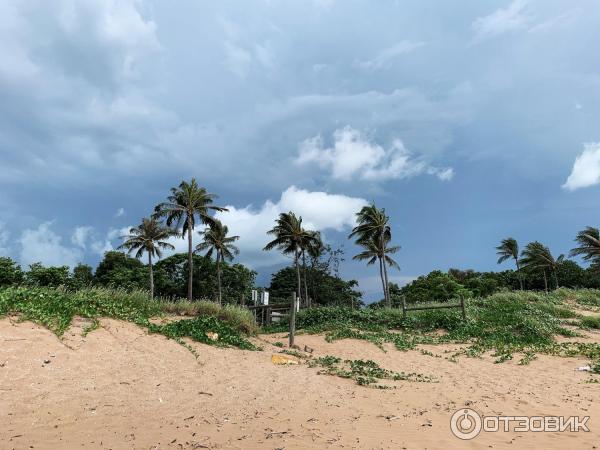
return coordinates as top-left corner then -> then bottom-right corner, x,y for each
580,316 -> 600,329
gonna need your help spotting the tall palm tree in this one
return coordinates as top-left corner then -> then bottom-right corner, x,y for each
496,237 -> 523,290
353,234 -> 400,307
570,226 -> 600,270
349,204 -> 398,307
263,212 -> 319,301
520,241 -> 563,292
154,179 -> 227,301
195,220 -> 239,305
117,217 -> 175,299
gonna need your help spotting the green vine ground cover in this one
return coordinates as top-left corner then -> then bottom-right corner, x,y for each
0,286 -> 257,350
265,290 -> 600,372
308,355 -> 436,388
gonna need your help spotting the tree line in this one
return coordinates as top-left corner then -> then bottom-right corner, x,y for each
2,177 -> 599,307
495,229 -> 600,292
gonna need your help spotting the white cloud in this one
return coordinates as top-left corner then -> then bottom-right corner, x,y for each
114,207 -> 125,218
213,186 -> 367,268
0,222 -> 10,255
355,40 -> 425,71
472,0 -> 530,41
71,226 -> 93,249
562,143 -> 600,191
296,127 -> 453,182
20,222 -> 83,268
357,274 -> 416,299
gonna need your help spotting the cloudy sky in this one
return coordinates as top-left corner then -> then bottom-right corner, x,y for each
1,0 -> 599,299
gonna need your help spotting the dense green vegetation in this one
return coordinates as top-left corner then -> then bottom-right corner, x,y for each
1,252 -> 257,305
265,289 -> 600,370
0,286 -> 256,350
268,266 -> 362,307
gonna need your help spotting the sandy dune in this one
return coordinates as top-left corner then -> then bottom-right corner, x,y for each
0,317 -> 598,449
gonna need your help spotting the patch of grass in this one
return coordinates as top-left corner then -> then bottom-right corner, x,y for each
552,288 -> 600,308
309,356 -> 435,388
580,315 -> 600,330
155,299 -> 257,334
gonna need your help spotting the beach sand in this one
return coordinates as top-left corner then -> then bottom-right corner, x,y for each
0,317 -> 598,449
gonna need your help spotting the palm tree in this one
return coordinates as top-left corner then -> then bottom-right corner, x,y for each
349,204 -> 398,307
300,230 -> 322,307
353,234 -> 400,306
570,226 -> 600,270
117,217 -> 175,299
154,179 -> 227,301
195,220 -> 239,305
520,241 -> 563,292
496,237 -> 523,290
263,212 -> 319,301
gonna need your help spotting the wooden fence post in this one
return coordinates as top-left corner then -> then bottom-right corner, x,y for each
401,295 -> 407,319
460,295 -> 467,321
289,291 -> 296,348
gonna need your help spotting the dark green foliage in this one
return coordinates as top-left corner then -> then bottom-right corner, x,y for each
268,266 -> 362,307
25,263 -> 70,288
0,257 -> 23,286
149,316 -> 256,350
154,253 -> 255,303
94,251 -> 148,290
72,263 -> 94,288
396,271 -> 471,305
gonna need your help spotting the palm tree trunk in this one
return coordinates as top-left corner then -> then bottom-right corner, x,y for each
378,256 -> 387,306
217,252 -> 222,306
380,233 -> 390,307
515,257 -> 523,290
148,252 -> 154,300
295,247 -> 302,304
187,216 -> 193,301
302,251 -> 309,308
382,257 -> 391,308
543,270 -> 548,293
553,269 -> 559,290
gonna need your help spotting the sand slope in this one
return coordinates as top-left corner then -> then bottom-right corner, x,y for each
0,317 -> 598,449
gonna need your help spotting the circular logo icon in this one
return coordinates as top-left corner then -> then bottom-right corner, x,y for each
450,408 -> 482,440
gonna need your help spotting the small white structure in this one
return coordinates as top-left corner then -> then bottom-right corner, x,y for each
261,291 -> 270,305
251,289 -> 258,305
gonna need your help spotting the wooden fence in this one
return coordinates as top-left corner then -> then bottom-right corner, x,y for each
401,295 -> 467,321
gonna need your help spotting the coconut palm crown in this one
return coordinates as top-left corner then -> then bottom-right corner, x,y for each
195,220 -> 239,305
349,204 -> 398,307
496,237 -> 523,289
154,178 -> 227,300
570,226 -> 600,270
263,212 -> 320,301
117,217 -> 176,299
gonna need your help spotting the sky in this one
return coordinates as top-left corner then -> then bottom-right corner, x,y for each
1,0 -> 600,300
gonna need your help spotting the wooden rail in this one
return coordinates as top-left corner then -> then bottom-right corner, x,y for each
247,304 -> 291,326
401,295 -> 467,321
